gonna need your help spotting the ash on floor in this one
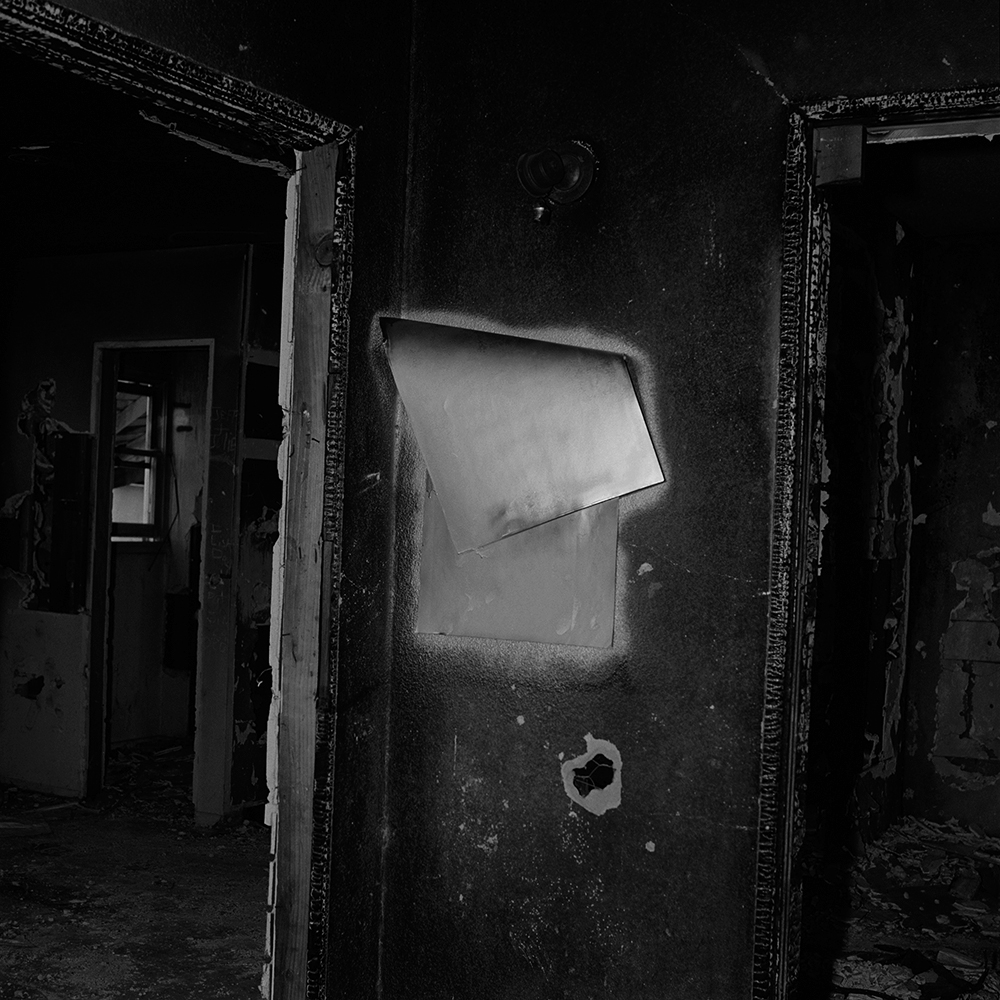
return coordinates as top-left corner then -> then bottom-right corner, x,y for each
802,816 -> 1000,999
0,739 -> 270,1000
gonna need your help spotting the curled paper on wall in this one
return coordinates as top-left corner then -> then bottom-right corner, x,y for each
383,318 -> 662,647
382,318 -> 662,553
417,481 -> 618,647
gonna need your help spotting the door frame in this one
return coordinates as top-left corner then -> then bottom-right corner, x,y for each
0,4 -> 354,998
89,339 -> 214,793
753,86 -> 1000,999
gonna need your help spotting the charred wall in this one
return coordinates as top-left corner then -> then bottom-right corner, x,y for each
809,197 -> 916,849
34,0 -> 1000,995
906,236 -> 1000,832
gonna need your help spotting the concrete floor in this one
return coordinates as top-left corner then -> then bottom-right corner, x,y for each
0,744 -> 269,999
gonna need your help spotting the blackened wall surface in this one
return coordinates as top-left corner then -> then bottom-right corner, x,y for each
40,1 -> 1000,996
360,5 -> 786,997
906,237 -> 1000,833
808,197 -> 916,852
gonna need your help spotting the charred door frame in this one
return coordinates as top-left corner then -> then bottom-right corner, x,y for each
0,2 -> 354,997
753,85 -> 1000,1000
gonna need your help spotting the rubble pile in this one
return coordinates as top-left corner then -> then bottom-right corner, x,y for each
803,816 -> 1000,999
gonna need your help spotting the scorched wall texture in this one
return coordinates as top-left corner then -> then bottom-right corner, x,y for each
38,1 -> 1000,996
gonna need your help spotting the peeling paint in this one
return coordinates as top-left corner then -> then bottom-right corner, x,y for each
950,559 -> 994,621
868,295 -> 909,560
560,733 -> 622,816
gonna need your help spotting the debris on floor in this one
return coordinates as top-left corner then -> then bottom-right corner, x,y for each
0,738 -> 269,999
803,815 -> 1000,998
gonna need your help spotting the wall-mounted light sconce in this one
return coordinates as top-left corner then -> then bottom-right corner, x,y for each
516,140 -> 596,222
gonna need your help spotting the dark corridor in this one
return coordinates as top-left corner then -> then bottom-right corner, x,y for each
0,42 -> 285,999
800,132 -> 1000,997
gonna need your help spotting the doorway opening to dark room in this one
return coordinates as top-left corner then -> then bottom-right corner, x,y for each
797,122 -> 1000,997
0,5 -> 351,997
0,41 -> 288,998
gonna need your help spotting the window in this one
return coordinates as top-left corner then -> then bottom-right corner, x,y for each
111,380 -> 163,540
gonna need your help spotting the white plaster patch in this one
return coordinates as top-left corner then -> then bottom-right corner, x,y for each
516,715 -> 525,726
984,501 -> 1000,527
637,562 -> 653,577
560,733 -> 622,816
914,514 -> 927,525
645,841 -> 655,853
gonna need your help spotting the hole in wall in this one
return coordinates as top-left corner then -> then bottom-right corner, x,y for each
571,753 -> 616,797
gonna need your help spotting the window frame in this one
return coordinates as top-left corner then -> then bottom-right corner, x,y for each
110,378 -> 166,541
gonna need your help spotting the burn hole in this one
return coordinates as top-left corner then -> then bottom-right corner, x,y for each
15,676 -> 44,700
572,753 -> 615,797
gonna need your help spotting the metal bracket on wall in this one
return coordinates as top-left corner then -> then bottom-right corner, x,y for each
812,124 -> 864,187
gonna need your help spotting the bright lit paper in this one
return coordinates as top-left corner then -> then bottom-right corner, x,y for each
417,484 -> 618,648
383,318 -> 662,553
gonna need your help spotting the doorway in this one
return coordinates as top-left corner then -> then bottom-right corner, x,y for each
797,129 -> 1000,995
0,37 -> 290,816
0,6 -> 352,992
94,344 -> 211,754
0,4 -> 357,997
754,102 -> 1000,998
0,35 -> 293,1000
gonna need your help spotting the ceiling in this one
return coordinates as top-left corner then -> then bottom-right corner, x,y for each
865,135 -> 1000,235
1,46 -> 287,259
